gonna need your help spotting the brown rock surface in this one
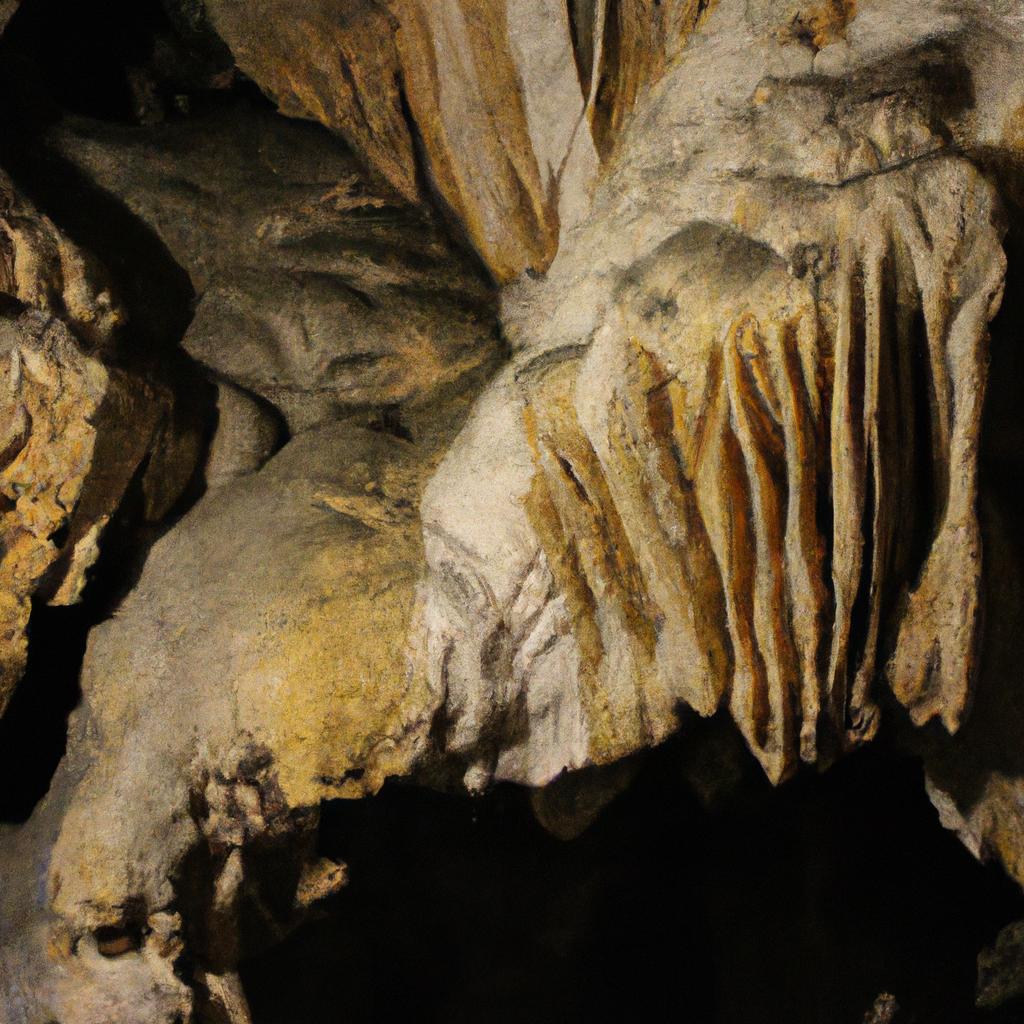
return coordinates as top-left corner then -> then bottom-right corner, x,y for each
0,308 -> 167,715
201,0 -> 573,281
50,102 -> 501,432
0,0 -> 16,34
415,70 -> 1008,785
0,410 -> 473,1021
0,176 -> 199,718
1,0 -> 1024,1019
0,170 -> 121,349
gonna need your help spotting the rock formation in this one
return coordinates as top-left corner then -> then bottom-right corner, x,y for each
0,0 -> 1023,1020
417,104 -> 1007,787
0,173 -> 202,719
1,416 -> 459,1022
45,102 -> 500,433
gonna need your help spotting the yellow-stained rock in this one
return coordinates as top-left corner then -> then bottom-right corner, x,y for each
47,419 -> 454,938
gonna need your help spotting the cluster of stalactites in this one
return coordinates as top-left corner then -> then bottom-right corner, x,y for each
519,156 -> 1005,782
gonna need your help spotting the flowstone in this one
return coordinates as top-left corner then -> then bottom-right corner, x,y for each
1,0 -> 1024,1020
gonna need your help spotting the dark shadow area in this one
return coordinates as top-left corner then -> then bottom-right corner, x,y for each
0,0 -> 220,822
242,737 -> 1024,1024
0,601 -> 89,821
0,0 -> 234,125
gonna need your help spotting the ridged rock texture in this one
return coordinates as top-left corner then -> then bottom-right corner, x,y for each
417,129 -> 1006,788
199,0 -> 724,282
0,173 -> 202,719
0,0 -> 1023,1021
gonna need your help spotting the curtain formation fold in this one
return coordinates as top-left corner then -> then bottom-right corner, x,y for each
519,158 -> 1005,781
203,0 -> 716,281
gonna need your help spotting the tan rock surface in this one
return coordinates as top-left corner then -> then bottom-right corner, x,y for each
0,309 -> 167,715
201,0 -> 570,281
0,0 -> 16,34
0,401 -> 490,1019
50,103 -> 501,433
0,170 -> 121,349
415,29 -> 1009,785
0,176 -> 195,718
2,1 -> 1024,1019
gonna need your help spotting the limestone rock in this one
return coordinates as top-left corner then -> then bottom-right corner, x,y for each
920,591 -> 1024,888
203,379 -> 283,489
50,102 -> 500,432
581,0 -> 719,160
0,409 -> 479,1019
200,0 -> 589,282
1,0 -> 1024,1017
0,170 -> 122,349
0,0 -> 16,34
200,0 -> 418,206
863,993 -> 901,1024
414,37 -> 1007,785
977,920 -> 1024,1009
0,308 -> 166,715
198,1 -> 752,281
0,177 -> 197,718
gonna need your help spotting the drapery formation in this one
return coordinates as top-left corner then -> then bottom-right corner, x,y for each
202,0 -> 716,281
519,156 -> 1006,782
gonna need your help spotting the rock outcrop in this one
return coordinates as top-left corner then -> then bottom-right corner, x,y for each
47,102 -> 501,434
0,410 -> 471,1022
414,18 -> 1009,787
0,174 -> 200,718
1,0 -> 1024,1019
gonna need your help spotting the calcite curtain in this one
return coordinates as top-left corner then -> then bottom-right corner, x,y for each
203,0 -> 716,281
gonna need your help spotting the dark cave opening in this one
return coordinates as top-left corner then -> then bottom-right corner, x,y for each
241,735 -> 1024,1024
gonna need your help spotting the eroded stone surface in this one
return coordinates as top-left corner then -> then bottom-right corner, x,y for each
201,0 -> 593,282
0,170 -> 121,349
1,0 -> 1024,1019
0,0 -> 16,35
415,70 -> 1007,787
0,399 -> 488,1019
49,102 -> 500,433
0,309 -> 161,715
0,176 -> 198,718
